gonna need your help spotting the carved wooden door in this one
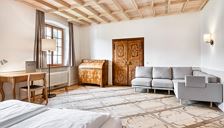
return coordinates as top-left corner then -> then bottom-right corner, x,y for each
113,40 -> 128,85
113,38 -> 144,86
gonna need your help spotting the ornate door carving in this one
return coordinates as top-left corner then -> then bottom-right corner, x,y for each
127,39 -> 144,85
113,40 -> 128,85
113,38 -> 144,86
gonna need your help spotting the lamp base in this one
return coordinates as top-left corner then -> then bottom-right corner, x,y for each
48,93 -> 56,98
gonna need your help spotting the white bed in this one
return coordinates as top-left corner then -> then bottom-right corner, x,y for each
0,100 -> 122,128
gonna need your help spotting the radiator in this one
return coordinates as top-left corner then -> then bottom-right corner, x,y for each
46,71 -> 69,87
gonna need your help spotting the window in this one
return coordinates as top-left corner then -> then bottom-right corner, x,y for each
45,24 -> 64,66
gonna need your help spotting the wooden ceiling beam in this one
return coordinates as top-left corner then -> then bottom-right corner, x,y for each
35,0 -> 58,10
130,0 -> 143,18
59,11 -> 87,25
43,0 -> 95,23
19,0 -> 46,12
69,8 -> 97,24
111,0 -> 130,20
151,0 -> 156,17
153,0 -> 186,7
199,0 -> 208,10
54,0 -> 97,24
167,0 -> 171,14
92,0 -> 119,22
35,0 -> 87,25
181,0 -> 189,12
73,0 -> 109,23
54,0 -> 71,8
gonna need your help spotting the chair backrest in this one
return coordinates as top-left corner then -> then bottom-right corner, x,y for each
27,73 -> 46,86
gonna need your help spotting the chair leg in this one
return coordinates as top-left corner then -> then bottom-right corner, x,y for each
31,91 -> 35,103
210,102 -> 213,107
180,99 -> 182,105
147,89 -> 149,93
33,91 -> 36,102
44,88 -> 48,105
134,88 -> 136,92
154,89 -> 156,93
65,86 -> 68,92
27,91 -> 31,102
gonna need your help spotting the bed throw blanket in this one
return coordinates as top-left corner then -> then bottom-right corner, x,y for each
0,100 -> 111,128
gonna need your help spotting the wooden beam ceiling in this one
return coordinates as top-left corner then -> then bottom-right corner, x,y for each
91,0 -> 119,22
111,0 -> 130,20
18,0 -> 209,26
131,0 -> 144,18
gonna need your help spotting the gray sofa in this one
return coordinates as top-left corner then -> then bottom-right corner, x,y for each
132,67 -> 193,94
131,66 -> 223,106
174,71 -> 222,107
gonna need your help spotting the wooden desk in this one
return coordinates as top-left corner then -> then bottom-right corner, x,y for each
0,71 -> 46,101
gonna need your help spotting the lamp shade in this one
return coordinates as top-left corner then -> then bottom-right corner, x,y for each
203,34 -> 212,42
42,39 -> 56,51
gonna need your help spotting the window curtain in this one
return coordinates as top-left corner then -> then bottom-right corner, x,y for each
68,22 -> 75,67
34,10 -> 47,68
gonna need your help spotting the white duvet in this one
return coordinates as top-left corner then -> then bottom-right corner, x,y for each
0,100 -> 122,128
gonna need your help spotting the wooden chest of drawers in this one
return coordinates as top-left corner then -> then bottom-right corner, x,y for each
78,59 -> 108,87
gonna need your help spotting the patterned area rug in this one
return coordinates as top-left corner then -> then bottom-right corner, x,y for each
48,86 -> 224,128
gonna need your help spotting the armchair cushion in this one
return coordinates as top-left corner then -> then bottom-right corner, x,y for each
172,67 -> 192,79
153,67 -> 172,79
131,78 -> 152,87
152,79 -> 173,88
135,66 -> 152,78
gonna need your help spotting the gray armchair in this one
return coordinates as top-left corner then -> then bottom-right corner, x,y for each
174,76 -> 223,107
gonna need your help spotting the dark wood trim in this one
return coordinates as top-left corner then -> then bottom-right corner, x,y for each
112,37 -> 144,86
45,24 -> 64,66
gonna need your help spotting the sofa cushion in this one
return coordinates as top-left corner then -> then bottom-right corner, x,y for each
193,71 -> 220,83
172,79 -> 185,87
172,67 -> 192,79
185,76 -> 206,88
135,66 -> 152,78
152,79 -> 173,88
153,67 -> 172,79
131,78 -> 152,87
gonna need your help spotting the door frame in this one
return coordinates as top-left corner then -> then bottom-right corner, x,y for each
112,37 -> 144,86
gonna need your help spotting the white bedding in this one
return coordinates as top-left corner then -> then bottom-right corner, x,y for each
0,100 -> 122,128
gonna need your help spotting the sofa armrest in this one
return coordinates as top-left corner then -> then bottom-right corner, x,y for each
205,83 -> 223,102
175,81 -> 223,102
185,76 -> 206,88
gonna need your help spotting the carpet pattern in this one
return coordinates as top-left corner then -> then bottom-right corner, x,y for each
48,87 -> 224,128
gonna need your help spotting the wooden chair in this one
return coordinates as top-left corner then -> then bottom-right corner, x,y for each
19,73 -> 48,104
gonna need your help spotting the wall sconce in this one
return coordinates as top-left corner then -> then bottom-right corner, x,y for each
0,59 -> 8,65
203,34 -> 214,45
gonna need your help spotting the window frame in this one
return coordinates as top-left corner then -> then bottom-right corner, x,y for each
45,24 -> 64,67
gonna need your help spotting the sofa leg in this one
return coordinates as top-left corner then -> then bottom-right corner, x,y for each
210,102 -> 213,107
180,99 -> 182,105
168,90 -> 170,95
154,89 -> 156,93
